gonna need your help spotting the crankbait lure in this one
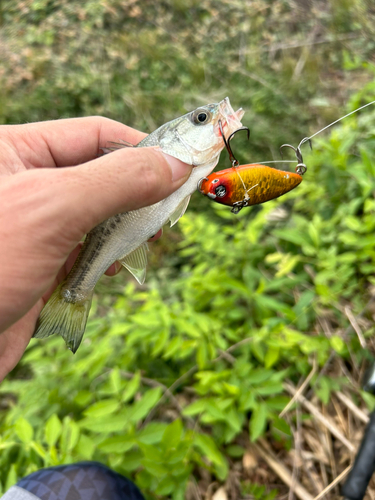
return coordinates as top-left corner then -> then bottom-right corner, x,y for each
198,163 -> 303,214
198,123 -> 307,213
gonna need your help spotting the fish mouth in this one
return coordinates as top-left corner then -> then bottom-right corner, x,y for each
218,97 -> 244,140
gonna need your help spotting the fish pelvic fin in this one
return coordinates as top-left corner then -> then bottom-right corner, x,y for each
33,282 -> 93,353
119,243 -> 148,284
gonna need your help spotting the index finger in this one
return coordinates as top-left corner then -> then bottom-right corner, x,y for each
4,117 -> 147,168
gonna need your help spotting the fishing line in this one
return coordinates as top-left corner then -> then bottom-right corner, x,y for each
246,160 -> 297,165
233,166 -> 251,199
306,99 -> 375,141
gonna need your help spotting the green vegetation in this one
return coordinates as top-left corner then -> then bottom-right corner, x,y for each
1,1 -> 375,499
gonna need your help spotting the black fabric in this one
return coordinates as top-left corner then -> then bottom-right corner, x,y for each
16,462 -> 145,500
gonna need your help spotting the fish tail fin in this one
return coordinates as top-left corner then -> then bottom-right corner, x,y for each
33,282 -> 93,353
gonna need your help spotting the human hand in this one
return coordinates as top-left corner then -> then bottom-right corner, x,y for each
0,117 -> 192,381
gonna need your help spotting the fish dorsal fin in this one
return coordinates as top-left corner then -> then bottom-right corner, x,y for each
169,195 -> 191,227
119,243 -> 148,284
101,140 -> 135,154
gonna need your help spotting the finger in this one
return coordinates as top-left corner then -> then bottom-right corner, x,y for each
105,261 -> 122,277
148,228 -> 163,241
0,301 -> 41,382
35,146 -> 193,237
2,117 -> 147,169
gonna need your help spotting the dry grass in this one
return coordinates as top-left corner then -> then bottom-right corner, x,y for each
187,352 -> 375,500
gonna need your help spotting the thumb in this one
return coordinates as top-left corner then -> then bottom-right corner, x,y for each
64,146 -> 192,235
38,146 -> 192,239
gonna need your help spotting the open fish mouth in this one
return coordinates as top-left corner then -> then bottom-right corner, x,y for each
218,97 -> 245,140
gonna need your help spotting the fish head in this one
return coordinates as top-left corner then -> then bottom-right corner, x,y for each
155,97 -> 244,166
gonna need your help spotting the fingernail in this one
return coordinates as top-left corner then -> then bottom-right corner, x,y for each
115,261 -> 122,274
162,153 -> 192,182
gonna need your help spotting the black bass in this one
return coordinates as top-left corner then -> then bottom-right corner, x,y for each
33,98 -> 244,352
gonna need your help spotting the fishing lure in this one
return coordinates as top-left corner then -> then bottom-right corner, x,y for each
199,98 -> 375,213
198,123 -> 307,213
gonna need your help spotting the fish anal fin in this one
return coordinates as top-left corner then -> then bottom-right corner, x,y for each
119,243 -> 148,284
33,283 -> 93,354
169,195 -> 191,227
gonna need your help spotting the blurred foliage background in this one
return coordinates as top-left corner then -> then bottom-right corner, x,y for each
1,1 -> 375,499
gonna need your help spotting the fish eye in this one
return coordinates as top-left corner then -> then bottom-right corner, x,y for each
191,109 -> 212,125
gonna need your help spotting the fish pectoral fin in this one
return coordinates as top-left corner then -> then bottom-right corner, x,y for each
119,243 -> 148,285
169,195 -> 191,227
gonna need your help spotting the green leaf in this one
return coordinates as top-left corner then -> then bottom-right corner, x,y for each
45,414 -> 62,448
155,476 -> 175,495
98,436 -> 135,453
256,382 -> 284,396
122,372 -> 141,403
330,335 -> 346,354
76,435 -> 95,460
5,464 -> 17,491
128,387 -> 162,422
194,433 -> 225,467
161,419 -> 183,449
246,369 -> 273,385
79,413 -> 128,433
109,368 -> 122,394
137,422 -> 168,444
30,441 -> 47,459
182,399 -> 207,416
84,399 -> 119,418
121,449 -> 143,472
264,347 -> 280,368
226,444 -> 245,457
197,341 -> 208,368
250,402 -> 268,442
272,417 -> 292,436
14,417 -> 33,444
60,418 -> 80,452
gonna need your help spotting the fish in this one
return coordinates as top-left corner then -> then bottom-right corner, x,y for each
33,98 -> 244,352
198,164 -> 302,213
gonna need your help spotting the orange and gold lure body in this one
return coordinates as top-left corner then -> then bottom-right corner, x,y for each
198,164 -> 302,211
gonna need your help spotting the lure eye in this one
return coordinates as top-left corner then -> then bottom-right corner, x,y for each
192,109 -> 212,125
212,179 -> 219,184
215,185 -> 226,198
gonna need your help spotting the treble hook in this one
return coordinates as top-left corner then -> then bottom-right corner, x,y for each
279,137 -> 312,175
219,119 -> 250,167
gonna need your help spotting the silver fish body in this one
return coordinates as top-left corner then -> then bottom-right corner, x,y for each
34,98 -> 244,352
